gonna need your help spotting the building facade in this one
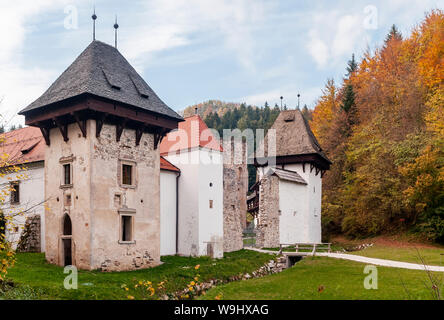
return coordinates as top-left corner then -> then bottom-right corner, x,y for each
18,40 -> 182,271
249,109 -> 331,248
0,127 -> 45,252
160,115 -> 224,258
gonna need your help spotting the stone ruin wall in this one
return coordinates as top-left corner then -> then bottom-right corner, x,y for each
17,214 -> 41,253
255,175 -> 280,248
223,140 -> 248,252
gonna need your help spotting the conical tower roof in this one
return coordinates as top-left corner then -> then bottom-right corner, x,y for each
255,109 -> 331,169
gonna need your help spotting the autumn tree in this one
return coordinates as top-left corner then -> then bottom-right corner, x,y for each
311,10 -> 444,241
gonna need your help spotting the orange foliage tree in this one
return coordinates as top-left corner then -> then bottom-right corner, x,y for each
310,10 -> 444,241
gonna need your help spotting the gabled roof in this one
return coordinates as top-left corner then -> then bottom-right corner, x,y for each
160,156 -> 180,172
255,109 -> 331,165
0,127 -> 44,165
19,40 -> 182,121
266,167 -> 307,185
159,115 -> 222,155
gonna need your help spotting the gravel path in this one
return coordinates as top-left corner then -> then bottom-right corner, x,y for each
246,247 -> 444,272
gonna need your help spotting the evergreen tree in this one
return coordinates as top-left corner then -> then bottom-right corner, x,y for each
346,54 -> 358,77
385,24 -> 402,44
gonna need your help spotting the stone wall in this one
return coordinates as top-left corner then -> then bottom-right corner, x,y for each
17,215 -> 41,252
222,140 -> 248,252
44,120 -> 161,271
255,175 -> 280,248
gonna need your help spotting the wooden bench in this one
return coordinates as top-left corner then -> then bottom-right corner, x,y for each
278,243 -> 332,255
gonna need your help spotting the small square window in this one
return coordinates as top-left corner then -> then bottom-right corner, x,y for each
10,182 -> 20,204
121,215 -> 133,242
122,164 -> 133,186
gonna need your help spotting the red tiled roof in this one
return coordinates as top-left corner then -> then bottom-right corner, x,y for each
0,126 -> 45,165
159,115 -> 222,155
160,156 -> 180,172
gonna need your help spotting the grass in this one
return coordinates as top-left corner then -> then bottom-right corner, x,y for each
348,245 -> 444,266
1,250 -> 272,300
200,256 -> 444,300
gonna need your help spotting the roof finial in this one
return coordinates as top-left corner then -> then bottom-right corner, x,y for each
92,7 -> 97,41
114,15 -> 119,49
297,93 -> 300,109
280,96 -> 283,110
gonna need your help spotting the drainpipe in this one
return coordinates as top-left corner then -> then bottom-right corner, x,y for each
175,170 -> 181,255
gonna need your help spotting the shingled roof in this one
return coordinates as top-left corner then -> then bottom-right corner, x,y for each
255,109 -> 331,167
19,41 -> 181,121
266,167 -> 307,185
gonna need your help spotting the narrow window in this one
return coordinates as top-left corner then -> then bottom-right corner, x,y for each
10,183 -> 20,204
122,164 -> 133,186
63,164 -> 71,185
121,215 -> 133,241
209,200 -> 213,209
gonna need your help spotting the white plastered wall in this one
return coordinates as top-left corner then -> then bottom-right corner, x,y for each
164,147 -> 223,258
160,170 -> 177,255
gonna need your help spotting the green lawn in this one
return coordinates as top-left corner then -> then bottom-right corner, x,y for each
200,257 -> 444,300
1,250 -> 272,300
348,245 -> 444,266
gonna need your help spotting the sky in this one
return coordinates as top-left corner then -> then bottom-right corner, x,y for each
0,0 -> 441,126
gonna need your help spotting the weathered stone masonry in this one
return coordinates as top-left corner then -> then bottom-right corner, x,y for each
223,140 -> 248,252
17,215 -> 41,252
255,175 -> 280,248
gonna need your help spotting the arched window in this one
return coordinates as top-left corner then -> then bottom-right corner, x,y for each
63,214 -> 72,236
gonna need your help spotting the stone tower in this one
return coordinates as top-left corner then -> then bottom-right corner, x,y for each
19,41 -> 182,271
223,139 -> 248,252
250,110 -> 331,248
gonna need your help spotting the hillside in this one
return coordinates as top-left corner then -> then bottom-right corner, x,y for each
182,100 -> 245,118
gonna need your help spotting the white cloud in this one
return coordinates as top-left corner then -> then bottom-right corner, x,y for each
0,0 -> 85,125
305,9 -> 367,69
307,30 -> 329,68
120,0 -> 269,71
